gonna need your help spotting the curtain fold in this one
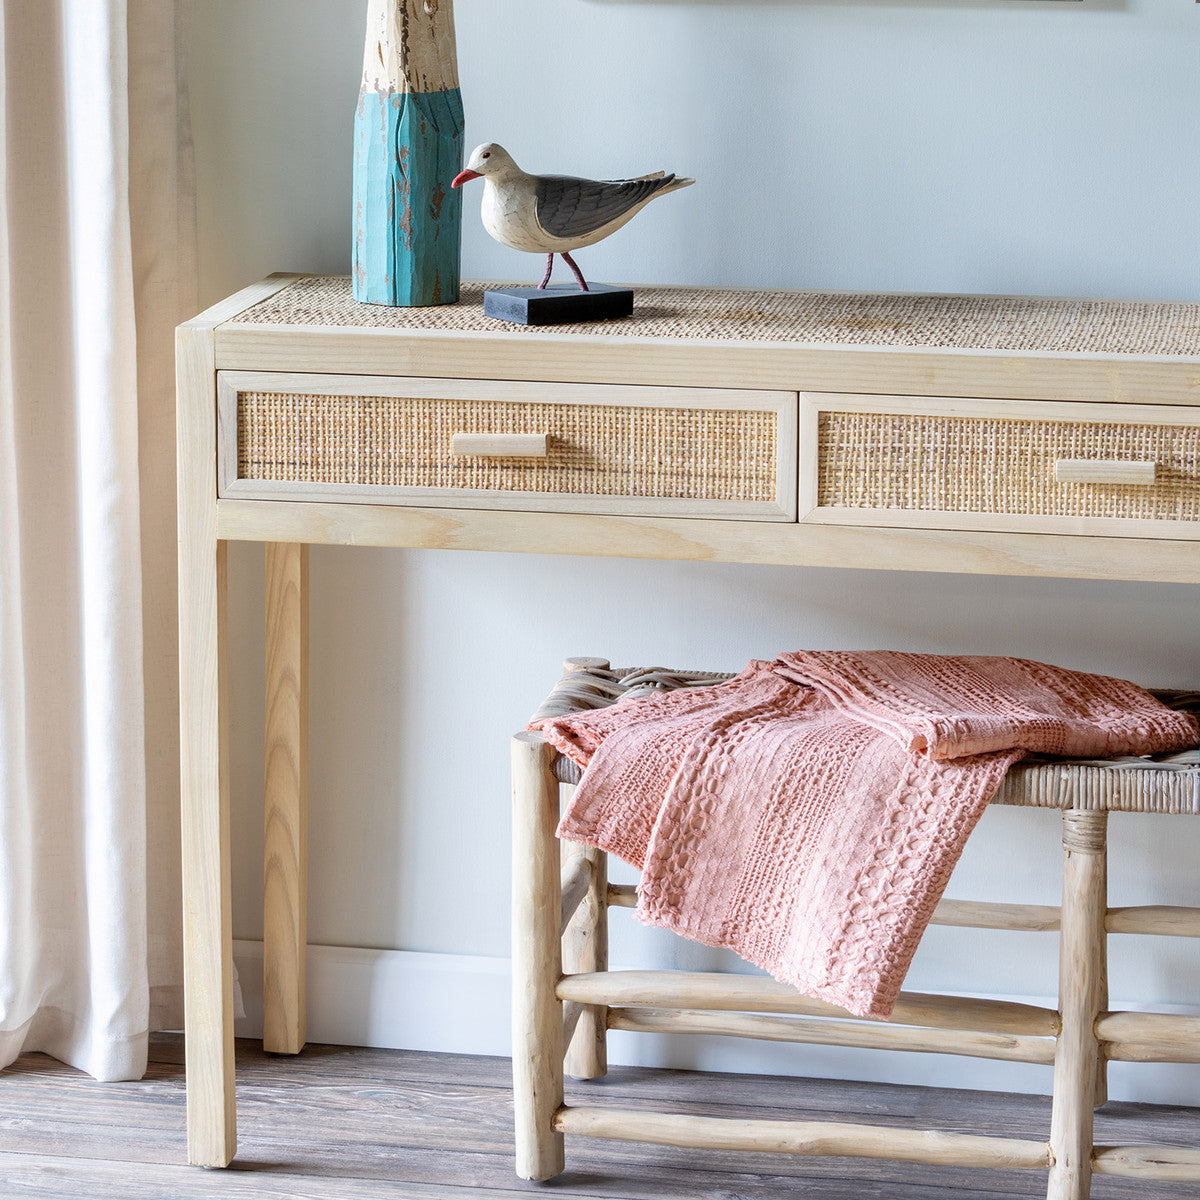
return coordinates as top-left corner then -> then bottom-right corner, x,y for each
0,0 -> 192,1082
128,0 -> 194,1037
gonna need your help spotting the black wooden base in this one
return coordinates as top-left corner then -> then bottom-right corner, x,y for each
483,283 -> 634,325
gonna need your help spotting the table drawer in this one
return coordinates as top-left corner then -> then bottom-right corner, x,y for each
218,372 -> 797,519
801,393 -> 1200,538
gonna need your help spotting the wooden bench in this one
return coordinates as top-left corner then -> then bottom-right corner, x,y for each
512,658 -> 1200,1200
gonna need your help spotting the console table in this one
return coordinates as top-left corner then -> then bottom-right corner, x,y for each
176,274 -> 1200,1170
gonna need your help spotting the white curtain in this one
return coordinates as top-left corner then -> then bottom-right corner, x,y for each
0,0 -> 193,1081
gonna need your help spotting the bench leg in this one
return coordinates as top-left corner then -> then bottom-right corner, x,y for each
1047,810 -> 1107,1200
511,733 -> 566,1181
557,656 -> 609,1081
1092,840 -> 1108,1111
562,825 -> 608,1080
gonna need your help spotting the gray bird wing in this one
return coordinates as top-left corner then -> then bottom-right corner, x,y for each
535,174 -> 676,241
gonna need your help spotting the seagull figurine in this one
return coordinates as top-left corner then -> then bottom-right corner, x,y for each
451,143 -> 694,292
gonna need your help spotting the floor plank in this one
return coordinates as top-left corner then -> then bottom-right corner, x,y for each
0,1035 -> 1194,1199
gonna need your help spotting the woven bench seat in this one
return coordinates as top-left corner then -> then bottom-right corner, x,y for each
511,657 -> 1200,1200
534,661 -> 1200,811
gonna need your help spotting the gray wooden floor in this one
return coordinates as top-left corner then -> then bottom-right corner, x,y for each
1,1035 -> 1195,1198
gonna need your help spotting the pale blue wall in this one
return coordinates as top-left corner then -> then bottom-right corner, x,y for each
183,0 -> 1200,1096
188,0 -> 1200,301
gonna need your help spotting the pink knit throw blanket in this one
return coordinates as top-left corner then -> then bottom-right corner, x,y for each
531,652 -> 1198,1020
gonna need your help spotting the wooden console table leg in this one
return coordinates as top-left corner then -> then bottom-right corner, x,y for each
1047,809 -> 1108,1200
263,543 -> 309,1055
178,324 -> 236,1167
511,732 -> 566,1181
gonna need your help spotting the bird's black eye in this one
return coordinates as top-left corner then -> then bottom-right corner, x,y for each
481,152 -> 491,159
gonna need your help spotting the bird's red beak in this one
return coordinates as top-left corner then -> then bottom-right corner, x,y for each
451,169 -> 481,189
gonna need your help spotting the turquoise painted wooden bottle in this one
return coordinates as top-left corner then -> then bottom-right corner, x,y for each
353,0 -> 464,306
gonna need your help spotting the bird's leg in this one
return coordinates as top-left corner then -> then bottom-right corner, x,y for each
560,251 -> 589,292
538,253 -> 554,289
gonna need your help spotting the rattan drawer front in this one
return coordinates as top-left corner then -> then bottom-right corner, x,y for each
218,372 -> 797,520
801,393 -> 1200,539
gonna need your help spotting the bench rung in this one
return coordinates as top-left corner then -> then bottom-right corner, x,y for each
607,888 -> 1057,930
554,1105 -> 1051,1170
558,971 -> 1060,1037
606,887 -> 1064,932
933,898 -> 1060,931
608,1005 -> 1055,1064
1093,1143 -> 1200,1182
1097,1010 -> 1200,1062
606,887 -> 1200,939
1105,905 -> 1200,937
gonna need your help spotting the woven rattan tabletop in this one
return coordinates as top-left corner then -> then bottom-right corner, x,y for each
228,275 -> 1200,357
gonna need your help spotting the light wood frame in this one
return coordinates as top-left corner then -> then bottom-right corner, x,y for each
177,274 -> 1200,1171
513,730 -> 1200,1198
217,370 -> 798,521
799,392 -> 1200,540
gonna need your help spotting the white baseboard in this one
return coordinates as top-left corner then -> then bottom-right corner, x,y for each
234,940 -> 511,1057
233,940 -> 1200,1107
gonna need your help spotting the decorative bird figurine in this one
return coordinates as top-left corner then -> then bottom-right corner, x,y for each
451,142 -> 694,293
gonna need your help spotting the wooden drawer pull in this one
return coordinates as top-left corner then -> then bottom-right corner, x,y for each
1055,459 -> 1157,486
451,432 -> 550,458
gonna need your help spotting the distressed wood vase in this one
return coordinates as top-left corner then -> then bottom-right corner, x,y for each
353,0 -> 463,306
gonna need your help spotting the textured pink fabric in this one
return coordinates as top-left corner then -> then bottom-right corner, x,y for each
531,652 -> 1199,1020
